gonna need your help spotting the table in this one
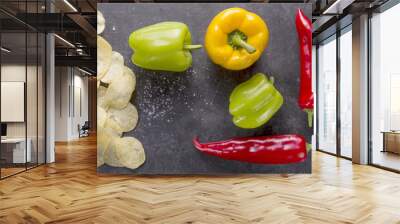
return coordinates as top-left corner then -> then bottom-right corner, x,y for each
1,138 -> 31,163
381,131 -> 400,154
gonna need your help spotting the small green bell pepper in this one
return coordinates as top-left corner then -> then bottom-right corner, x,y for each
128,22 -> 202,72
229,73 -> 283,129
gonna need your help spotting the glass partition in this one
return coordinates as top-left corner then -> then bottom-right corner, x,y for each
38,32 -> 45,165
27,31 -> 38,169
0,30 -> 28,177
0,1 -> 46,179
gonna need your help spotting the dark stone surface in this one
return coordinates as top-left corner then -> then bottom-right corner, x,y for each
97,3 -> 313,174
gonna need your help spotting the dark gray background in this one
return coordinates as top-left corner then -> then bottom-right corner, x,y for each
98,3 -> 313,174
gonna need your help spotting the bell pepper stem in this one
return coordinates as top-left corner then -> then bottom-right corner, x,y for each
183,44 -> 203,50
231,34 -> 256,54
305,109 -> 313,128
306,143 -> 312,152
269,76 -> 275,85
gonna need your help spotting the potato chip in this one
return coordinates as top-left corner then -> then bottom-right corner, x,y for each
98,94 -> 108,110
106,103 -> 138,133
104,66 -> 135,109
97,106 -> 108,128
101,51 -> 124,84
96,25 -> 143,170
104,137 -> 145,169
103,119 -> 123,136
97,127 -> 120,167
98,85 -> 107,97
97,11 -> 105,35
124,65 -> 137,90
98,85 -> 109,110
97,36 -> 112,80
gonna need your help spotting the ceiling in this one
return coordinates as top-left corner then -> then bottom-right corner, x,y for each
0,0 -> 97,74
1,0 -> 394,72
98,0 -> 389,38
0,32 -> 45,64
311,0 -> 390,42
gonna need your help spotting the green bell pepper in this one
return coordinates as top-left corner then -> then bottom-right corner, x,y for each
128,22 -> 202,72
229,73 -> 283,129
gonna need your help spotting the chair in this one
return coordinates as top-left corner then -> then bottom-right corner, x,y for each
78,121 -> 90,138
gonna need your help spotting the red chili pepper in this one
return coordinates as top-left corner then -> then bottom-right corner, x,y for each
295,9 -> 313,127
193,134 -> 308,164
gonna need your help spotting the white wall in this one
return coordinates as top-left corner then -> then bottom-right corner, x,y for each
55,66 -> 69,141
54,67 -> 89,141
1,65 -> 26,138
1,65 -> 36,137
70,73 -> 89,139
1,63 -> 46,164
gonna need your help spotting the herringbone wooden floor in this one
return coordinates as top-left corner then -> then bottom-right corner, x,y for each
1,135 -> 400,224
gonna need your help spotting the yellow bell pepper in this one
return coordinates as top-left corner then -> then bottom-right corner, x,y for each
205,8 -> 269,70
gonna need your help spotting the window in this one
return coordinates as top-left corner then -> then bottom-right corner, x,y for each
339,27 -> 352,158
370,2 -> 400,171
317,35 -> 337,154
316,25 -> 353,159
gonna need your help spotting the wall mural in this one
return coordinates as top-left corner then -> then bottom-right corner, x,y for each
97,3 -> 313,174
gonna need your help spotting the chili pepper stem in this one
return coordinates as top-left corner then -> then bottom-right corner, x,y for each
231,33 -> 256,54
304,109 -> 313,128
183,44 -> 203,50
192,137 -> 203,150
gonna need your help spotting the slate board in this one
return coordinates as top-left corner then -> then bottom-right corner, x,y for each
97,3 -> 313,174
